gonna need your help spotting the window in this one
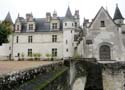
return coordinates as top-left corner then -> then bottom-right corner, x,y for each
29,24 -> 33,30
52,48 -> 57,57
52,35 -> 57,42
75,22 -> 77,27
100,21 -> 105,27
16,36 -> 19,43
99,45 -> 111,60
66,40 -> 68,44
28,36 -> 32,43
65,23 -> 67,26
52,23 -> 57,29
71,30 -> 72,33
66,49 -> 68,52
17,25 -> 19,31
72,23 -> 74,26
28,49 -> 32,56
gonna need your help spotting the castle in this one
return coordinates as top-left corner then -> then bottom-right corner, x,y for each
0,4 -> 125,62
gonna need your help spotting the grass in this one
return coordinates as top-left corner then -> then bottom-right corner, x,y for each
36,67 -> 68,90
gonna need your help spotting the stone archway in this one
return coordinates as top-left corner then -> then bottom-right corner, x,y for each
99,45 -> 111,60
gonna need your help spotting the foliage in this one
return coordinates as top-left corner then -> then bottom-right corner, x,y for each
0,20 -> 12,45
33,53 -> 41,60
73,52 -> 81,59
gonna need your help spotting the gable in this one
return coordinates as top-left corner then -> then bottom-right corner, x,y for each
89,7 -> 116,30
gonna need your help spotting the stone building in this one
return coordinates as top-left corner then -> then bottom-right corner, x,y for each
0,7 -> 83,60
84,4 -> 125,62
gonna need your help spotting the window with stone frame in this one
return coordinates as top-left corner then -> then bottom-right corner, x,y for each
28,36 -> 32,43
28,49 -> 32,57
52,48 -> 57,57
16,36 -> 19,43
100,21 -> 105,27
29,24 -> 33,30
52,35 -> 57,42
52,23 -> 57,29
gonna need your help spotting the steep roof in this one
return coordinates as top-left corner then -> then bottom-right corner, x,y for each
5,12 -> 13,24
18,17 -> 64,32
65,6 -> 73,19
89,7 -> 116,28
113,4 -> 124,20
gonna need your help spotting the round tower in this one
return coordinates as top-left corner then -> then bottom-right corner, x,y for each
63,6 -> 75,59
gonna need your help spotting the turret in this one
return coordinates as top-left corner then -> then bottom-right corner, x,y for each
113,4 -> 124,25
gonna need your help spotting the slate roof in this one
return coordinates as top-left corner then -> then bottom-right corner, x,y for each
5,12 -> 13,24
65,6 -> 74,20
18,17 -> 64,32
113,4 -> 124,20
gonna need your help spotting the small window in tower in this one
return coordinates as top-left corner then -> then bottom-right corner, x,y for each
75,22 -> 77,27
65,23 -> 67,26
72,23 -> 74,26
66,40 -> 68,44
100,21 -> 105,27
16,36 -> 19,43
66,49 -> 68,52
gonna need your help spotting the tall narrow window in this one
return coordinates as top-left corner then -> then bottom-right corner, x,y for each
29,24 -> 33,30
52,48 -> 57,57
28,36 -> 32,43
100,21 -> 105,27
52,35 -> 57,42
28,49 -> 32,56
65,23 -> 67,26
16,36 -> 19,43
52,23 -> 57,29
75,22 -> 77,27
17,25 -> 19,31
66,40 -> 68,44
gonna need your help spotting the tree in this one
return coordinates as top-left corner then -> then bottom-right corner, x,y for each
0,20 -> 12,45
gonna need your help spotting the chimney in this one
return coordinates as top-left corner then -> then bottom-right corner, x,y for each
26,13 -> 33,21
74,10 -> 79,19
46,12 -> 51,22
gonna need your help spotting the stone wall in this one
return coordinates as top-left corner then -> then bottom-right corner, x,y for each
0,62 -> 64,90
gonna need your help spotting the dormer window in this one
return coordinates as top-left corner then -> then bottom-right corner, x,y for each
100,21 -> 105,27
52,23 -> 57,29
29,24 -> 33,30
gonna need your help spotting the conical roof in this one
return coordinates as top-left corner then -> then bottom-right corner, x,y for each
5,12 -> 13,24
65,6 -> 73,19
113,4 -> 124,20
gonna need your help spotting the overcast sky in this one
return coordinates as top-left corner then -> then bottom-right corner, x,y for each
0,0 -> 124,23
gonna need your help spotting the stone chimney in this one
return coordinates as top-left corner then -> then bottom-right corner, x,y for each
26,13 -> 33,21
46,12 -> 51,22
74,10 -> 79,19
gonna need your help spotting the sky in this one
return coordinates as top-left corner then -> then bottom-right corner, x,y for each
0,0 -> 124,23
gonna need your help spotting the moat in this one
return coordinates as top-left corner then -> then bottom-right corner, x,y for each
0,59 -> 125,90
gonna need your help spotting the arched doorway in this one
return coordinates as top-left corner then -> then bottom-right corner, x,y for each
99,45 -> 111,60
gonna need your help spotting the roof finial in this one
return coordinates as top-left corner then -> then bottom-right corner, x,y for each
116,3 -> 118,7
18,13 -> 20,17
